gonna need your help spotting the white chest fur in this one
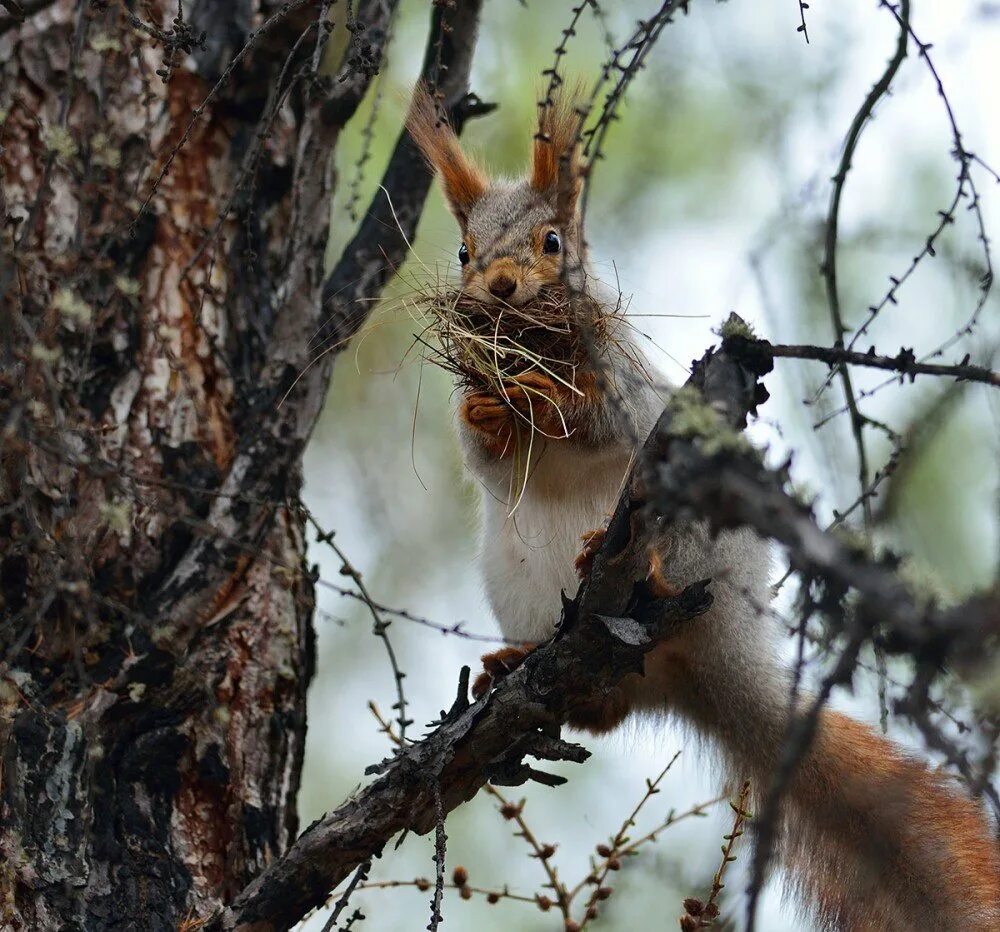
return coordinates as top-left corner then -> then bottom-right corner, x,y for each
474,442 -> 633,644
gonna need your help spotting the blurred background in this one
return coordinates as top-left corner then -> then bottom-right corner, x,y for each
299,1 -> 1000,929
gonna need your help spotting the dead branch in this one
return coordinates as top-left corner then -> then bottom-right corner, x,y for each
204,328 -> 770,932
760,340 -> 999,387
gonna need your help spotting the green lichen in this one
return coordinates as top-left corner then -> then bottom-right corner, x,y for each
967,657 -> 1000,713
31,343 -> 62,364
0,109 -> 8,125
895,554 -> 952,612
54,288 -> 92,324
44,125 -> 77,160
100,500 -> 133,536
787,479 -> 818,510
89,33 -> 122,54
28,399 -> 49,421
114,275 -> 141,298
668,385 -> 750,455
92,132 -> 121,169
830,523 -> 868,555
719,315 -> 757,341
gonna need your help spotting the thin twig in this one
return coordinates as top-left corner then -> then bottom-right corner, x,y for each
761,341 -> 998,387
310,515 -> 411,742
322,860 -> 373,932
484,785 -> 569,918
428,782 -> 447,931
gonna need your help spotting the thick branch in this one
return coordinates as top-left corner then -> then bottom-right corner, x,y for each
208,313 -> 1000,931
205,332 -> 771,932
316,0 -> 488,349
658,333 -> 1000,666
206,586 -> 712,931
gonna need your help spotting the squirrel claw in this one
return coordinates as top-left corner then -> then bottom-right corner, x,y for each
646,548 -> 682,599
575,526 -> 608,579
471,644 -> 536,699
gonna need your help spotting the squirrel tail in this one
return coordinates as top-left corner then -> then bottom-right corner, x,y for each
776,708 -> 1000,930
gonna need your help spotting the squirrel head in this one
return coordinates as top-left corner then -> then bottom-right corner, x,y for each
407,86 -> 586,308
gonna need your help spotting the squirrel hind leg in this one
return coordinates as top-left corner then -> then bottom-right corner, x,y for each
566,686 -> 632,734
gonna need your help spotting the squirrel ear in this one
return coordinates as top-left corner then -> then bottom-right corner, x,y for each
407,84 -> 487,227
531,90 -> 583,220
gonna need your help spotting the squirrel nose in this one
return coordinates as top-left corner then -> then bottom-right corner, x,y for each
488,275 -> 517,300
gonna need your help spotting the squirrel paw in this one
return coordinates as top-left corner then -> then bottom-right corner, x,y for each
471,644 -> 536,699
646,548 -> 682,599
461,371 -> 571,455
575,526 -> 608,579
461,392 -> 516,456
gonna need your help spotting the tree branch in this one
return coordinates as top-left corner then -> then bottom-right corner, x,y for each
205,309 -> 997,931
661,332 -> 1000,666
750,340 -> 998,388
315,0 -> 490,350
204,327 -> 772,932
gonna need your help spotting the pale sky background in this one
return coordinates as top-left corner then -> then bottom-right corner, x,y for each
297,2 -> 1000,929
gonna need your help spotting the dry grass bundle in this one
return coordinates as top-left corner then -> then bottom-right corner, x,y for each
412,284 -> 625,399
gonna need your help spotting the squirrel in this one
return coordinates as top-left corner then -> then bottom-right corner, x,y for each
406,87 -> 1000,930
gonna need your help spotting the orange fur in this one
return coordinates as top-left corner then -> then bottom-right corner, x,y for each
784,710 -> 1000,929
461,370 -> 587,458
646,548 -> 682,598
565,685 -> 632,733
574,526 -> 608,579
406,85 -> 487,225
531,88 -> 584,210
471,645 -> 535,699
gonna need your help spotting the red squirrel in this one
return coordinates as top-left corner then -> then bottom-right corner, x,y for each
407,87 -> 1000,930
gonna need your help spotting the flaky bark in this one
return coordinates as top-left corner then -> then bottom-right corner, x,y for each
0,0 -> 483,928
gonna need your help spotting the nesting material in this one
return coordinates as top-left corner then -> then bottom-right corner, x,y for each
416,285 -> 623,399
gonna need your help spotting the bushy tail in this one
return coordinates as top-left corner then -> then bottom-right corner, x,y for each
780,710 -> 1000,930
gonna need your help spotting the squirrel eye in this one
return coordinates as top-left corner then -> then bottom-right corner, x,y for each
543,230 -> 561,254
458,243 -> 470,266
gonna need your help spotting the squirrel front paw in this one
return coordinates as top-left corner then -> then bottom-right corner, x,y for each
461,370 -> 574,456
471,644 -> 536,699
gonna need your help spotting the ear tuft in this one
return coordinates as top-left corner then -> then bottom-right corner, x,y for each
531,87 -> 584,214
407,84 -> 488,226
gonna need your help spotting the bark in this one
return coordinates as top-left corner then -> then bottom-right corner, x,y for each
0,0 -> 483,928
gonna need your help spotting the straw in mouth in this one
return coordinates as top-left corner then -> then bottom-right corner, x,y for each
413,284 -> 624,401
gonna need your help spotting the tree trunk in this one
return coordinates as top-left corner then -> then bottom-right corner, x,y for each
0,0 -> 481,928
